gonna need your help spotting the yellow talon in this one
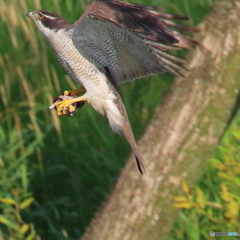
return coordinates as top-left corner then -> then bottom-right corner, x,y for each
54,96 -> 85,116
55,99 -> 76,115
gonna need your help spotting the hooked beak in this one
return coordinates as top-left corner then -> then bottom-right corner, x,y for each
26,11 -> 33,18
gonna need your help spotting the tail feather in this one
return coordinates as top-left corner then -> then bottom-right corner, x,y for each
106,87 -> 145,174
122,119 -> 145,174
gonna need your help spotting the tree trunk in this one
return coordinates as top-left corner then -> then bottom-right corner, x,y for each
81,0 -> 240,239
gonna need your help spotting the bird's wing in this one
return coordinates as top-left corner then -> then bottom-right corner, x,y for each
71,0 -> 197,85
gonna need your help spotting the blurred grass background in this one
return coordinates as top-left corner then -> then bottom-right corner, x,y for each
0,0 -> 239,239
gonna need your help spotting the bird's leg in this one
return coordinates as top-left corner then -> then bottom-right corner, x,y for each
54,95 -> 86,116
49,89 -> 86,116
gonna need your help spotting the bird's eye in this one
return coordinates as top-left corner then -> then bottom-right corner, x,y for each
38,13 -> 44,20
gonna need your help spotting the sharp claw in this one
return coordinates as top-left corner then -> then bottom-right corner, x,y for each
68,105 -> 76,112
49,90 -> 85,116
54,100 -> 77,116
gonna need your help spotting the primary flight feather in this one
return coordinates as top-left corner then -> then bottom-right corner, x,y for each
26,0 -> 197,174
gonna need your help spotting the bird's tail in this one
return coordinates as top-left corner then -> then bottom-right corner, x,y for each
121,116 -> 145,174
106,90 -> 145,174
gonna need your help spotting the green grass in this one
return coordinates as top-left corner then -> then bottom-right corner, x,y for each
0,0 -> 220,239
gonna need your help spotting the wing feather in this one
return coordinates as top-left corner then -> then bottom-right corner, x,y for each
71,0 -> 198,84
72,16 -> 164,84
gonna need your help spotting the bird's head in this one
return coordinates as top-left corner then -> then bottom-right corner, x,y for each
26,10 -> 71,36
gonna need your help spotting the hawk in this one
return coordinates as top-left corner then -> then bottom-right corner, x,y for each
26,0 -> 197,174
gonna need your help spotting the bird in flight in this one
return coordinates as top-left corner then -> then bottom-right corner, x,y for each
26,0 -> 197,174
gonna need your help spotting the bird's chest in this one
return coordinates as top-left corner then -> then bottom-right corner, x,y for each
49,31 -> 106,87
50,33 -> 92,81
48,31 -> 116,113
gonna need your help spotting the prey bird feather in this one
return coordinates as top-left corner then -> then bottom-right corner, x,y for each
26,0 -> 197,174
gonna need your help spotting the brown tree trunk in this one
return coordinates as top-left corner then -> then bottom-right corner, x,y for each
81,0 -> 240,239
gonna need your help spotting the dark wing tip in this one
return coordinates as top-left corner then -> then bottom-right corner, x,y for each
158,12 -> 189,21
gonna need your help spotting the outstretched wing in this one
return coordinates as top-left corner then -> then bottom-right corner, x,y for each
71,0 -> 197,85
